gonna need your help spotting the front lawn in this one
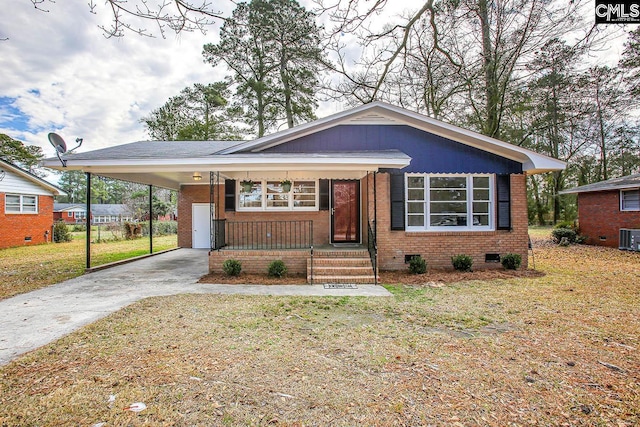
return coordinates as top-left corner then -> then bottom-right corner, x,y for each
0,240 -> 638,426
0,234 -> 177,300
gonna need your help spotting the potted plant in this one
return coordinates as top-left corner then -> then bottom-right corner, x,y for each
280,179 -> 292,192
240,180 -> 254,193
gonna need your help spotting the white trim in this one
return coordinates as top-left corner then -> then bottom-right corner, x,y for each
405,173 -> 494,232
0,159 -> 65,196
237,179 -> 319,212
5,194 -> 39,214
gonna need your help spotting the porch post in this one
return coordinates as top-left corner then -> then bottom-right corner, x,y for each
85,172 -> 91,269
149,185 -> 153,254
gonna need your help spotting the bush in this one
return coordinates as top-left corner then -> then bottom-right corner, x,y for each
222,259 -> 242,276
555,221 -> 577,230
139,220 -> 178,236
268,260 -> 287,278
551,227 -> 577,244
408,255 -> 427,274
72,224 -> 86,232
501,253 -> 522,270
451,254 -> 473,272
53,220 -> 72,243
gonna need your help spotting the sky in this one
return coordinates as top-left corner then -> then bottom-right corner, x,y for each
0,0 -> 630,169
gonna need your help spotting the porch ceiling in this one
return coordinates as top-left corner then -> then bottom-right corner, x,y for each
43,150 -> 411,190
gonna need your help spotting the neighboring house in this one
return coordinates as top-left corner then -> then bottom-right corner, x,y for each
0,159 -> 66,249
43,102 -> 565,280
560,174 -> 640,248
53,203 -> 86,223
53,203 -> 134,224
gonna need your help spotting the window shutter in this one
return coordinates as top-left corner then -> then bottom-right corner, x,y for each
225,179 -> 236,212
496,174 -> 511,230
319,179 -> 329,210
390,173 -> 405,230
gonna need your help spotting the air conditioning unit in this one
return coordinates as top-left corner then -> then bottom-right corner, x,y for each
619,229 -> 640,251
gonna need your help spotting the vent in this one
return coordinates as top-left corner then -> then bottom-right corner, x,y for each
619,229 -> 640,251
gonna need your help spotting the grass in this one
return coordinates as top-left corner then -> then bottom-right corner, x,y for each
1,239 -> 638,426
0,234 -> 177,300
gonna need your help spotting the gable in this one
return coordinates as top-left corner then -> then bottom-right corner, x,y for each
0,168 -> 59,196
262,125 -> 522,174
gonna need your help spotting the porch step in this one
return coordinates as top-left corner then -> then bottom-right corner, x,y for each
308,250 -> 377,284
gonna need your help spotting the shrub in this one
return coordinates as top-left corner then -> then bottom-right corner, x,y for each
555,220 -> 577,230
501,253 -> 522,270
451,254 -> 473,272
551,227 -> 577,244
408,255 -> 427,274
72,224 -> 86,232
53,220 -> 72,243
268,260 -> 287,278
222,259 -> 242,276
139,220 -> 178,236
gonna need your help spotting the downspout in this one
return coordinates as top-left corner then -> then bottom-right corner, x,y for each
149,185 -> 153,254
85,172 -> 91,270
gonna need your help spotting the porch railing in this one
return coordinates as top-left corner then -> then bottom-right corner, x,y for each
367,220 -> 378,284
215,220 -> 313,250
212,219 -> 226,250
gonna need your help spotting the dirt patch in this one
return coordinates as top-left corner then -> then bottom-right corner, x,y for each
199,268 -> 544,285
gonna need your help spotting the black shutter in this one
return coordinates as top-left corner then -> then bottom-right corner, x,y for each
225,179 -> 236,212
319,179 -> 329,211
496,174 -> 511,230
390,173 -> 405,230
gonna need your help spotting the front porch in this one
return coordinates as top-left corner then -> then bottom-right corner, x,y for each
209,220 -> 377,284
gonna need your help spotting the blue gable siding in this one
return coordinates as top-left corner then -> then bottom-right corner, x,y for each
261,125 -> 522,174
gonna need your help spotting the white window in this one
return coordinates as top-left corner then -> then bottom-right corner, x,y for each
5,194 -> 38,214
621,189 -> 640,211
406,174 -> 493,231
238,180 -> 318,211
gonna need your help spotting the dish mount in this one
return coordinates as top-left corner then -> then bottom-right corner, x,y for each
47,133 -> 83,167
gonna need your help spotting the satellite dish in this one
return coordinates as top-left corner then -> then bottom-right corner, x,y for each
47,132 -> 83,167
48,132 -> 67,154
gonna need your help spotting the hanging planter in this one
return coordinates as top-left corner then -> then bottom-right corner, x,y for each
281,179 -> 292,192
240,180 -> 254,193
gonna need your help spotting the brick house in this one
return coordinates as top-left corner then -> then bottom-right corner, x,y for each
0,159 -> 66,249
43,102 -> 564,281
561,174 -> 640,248
53,203 -> 135,224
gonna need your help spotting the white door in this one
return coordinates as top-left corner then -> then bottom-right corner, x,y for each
192,203 -> 213,249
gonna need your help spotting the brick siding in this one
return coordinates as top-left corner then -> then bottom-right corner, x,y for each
186,173 -> 529,273
209,249 -> 309,275
577,190 -> 640,248
0,194 -> 55,249
370,172 -> 529,270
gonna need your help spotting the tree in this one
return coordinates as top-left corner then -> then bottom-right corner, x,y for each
0,133 -> 43,171
620,27 -> 640,99
321,0 -> 597,140
30,0 -> 229,38
141,82 -> 245,140
203,0 -> 324,136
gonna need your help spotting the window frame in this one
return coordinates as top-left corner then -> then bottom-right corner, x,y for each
5,194 -> 39,214
620,189 -> 640,211
405,173 -> 494,232
237,179 -> 319,212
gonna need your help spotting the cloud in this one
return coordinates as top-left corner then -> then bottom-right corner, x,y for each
0,1 -> 229,157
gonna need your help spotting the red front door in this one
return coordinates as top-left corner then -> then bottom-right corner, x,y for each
331,180 -> 360,244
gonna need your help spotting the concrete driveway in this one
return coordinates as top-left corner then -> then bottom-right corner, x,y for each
0,249 -> 390,366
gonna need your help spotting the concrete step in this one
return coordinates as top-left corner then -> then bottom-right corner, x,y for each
308,257 -> 372,267
314,249 -> 370,258
308,275 -> 377,284
311,265 -> 374,276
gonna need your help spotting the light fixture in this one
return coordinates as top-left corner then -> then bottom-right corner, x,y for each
192,172 -> 202,181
